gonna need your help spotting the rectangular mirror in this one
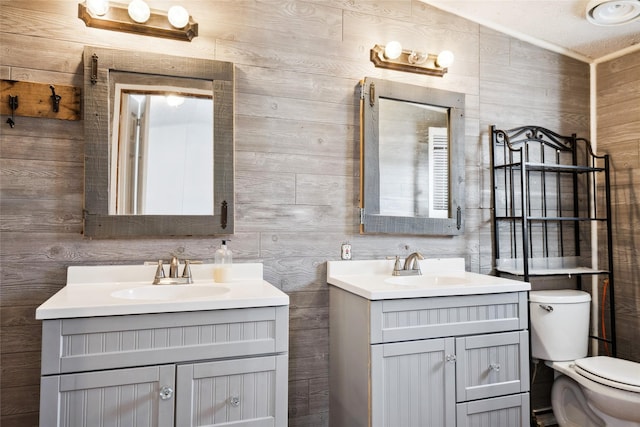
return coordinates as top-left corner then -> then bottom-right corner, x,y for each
83,46 -> 234,237
360,77 -> 465,235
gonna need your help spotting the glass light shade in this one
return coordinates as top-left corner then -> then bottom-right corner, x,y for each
128,0 -> 151,23
436,50 -> 454,68
168,5 -> 190,28
87,0 -> 109,16
384,41 -> 403,60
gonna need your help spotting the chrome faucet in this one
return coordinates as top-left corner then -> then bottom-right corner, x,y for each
153,257 -> 193,285
392,252 -> 424,276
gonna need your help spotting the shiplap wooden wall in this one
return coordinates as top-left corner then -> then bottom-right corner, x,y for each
0,1 -> 597,425
597,51 -> 640,362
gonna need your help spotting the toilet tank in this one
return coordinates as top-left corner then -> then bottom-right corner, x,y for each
529,290 -> 591,361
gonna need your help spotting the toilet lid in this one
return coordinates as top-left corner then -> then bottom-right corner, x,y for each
574,356 -> 640,393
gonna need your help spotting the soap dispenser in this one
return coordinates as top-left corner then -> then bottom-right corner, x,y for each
213,240 -> 233,282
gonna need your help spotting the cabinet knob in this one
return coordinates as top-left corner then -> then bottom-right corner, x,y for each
446,354 -> 457,363
159,386 -> 174,400
229,396 -> 240,407
489,363 -> 501,372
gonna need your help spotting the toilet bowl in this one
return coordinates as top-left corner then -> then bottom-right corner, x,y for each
529,290 -> 640,427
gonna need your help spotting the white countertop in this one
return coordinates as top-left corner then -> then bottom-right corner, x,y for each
36,263 -> 289,320
327,258 -> 530,300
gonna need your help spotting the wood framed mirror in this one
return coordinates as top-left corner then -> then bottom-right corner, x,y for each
83,46 -> 234,237
360,77 -> 465,235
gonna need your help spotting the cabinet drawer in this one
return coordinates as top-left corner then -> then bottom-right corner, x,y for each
456,392 -> 530,427
456,331 -> 529,402
41,306 -> 289,375
176,354 -> 288,427
371,292 -> 527,344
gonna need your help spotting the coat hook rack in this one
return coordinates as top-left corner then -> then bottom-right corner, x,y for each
0,80 -> 80,123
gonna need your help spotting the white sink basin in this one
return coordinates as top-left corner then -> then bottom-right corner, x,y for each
385,275 -> 470,286
327,258 -> 531,300
111,285 -> 230,301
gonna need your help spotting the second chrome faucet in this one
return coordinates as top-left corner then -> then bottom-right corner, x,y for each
392,252 -> 424,276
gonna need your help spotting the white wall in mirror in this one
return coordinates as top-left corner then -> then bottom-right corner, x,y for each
378,98 -> 449,218
110,84 -> 214,215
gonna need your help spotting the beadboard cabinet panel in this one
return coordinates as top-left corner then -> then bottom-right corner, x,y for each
40,365 -> 176,427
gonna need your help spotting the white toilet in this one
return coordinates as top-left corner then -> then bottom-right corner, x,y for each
529,290 -> 640,427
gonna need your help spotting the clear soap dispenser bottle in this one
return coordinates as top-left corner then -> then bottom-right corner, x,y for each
214,240 -> 232,282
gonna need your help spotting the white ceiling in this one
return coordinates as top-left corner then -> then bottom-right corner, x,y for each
420,0 -> 640,63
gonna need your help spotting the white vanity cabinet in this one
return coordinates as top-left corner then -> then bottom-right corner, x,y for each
329,288 -> 530,427
39,306 -> 289,427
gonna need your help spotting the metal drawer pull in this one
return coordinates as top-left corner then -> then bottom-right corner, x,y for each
539,304 -> 553,312
229,396 -> 240,407
159,386 -> 173,400
489,363 -> 501,372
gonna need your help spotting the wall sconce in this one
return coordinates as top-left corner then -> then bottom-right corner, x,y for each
370,42 -> 454,77
78,1 -> 198,41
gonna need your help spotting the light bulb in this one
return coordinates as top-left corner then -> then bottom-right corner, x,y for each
384,41 -> 403,60
166,95 -> 185,107
168,6 -> 190,28
128,0 -> 150,23
87,0 -> 109,16
436,50 -> 454,68
407,51 -> 427,65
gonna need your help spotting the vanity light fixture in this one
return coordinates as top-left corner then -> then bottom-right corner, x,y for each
78,1 -> 198,41
370,42 -> 454,77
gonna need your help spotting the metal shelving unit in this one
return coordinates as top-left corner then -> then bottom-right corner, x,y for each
490,125 -> 616,356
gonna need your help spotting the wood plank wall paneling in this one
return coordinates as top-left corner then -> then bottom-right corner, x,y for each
597,50 -> 640,361
0,1 -> 600,425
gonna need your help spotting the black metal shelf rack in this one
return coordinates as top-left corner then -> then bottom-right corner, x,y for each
490,125 -> 616,356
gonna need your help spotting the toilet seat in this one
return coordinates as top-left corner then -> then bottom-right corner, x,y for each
574,356 -> 640,393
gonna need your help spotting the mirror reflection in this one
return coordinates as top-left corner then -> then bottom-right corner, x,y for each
111,87 -> 214,215
378,99 -> 449,219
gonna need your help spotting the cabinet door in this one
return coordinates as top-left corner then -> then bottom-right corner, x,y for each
39,365 -> 175,427
371,338 -> 456,427
176,354 -> 288,427
456,331 -> 529,402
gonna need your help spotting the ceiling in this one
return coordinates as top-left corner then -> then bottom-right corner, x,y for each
420,0 -> 640,63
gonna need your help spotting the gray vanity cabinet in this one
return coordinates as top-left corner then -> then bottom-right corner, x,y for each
329,288 -> 530,427
39,306 -> 289,427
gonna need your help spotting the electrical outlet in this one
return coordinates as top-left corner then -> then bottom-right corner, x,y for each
341,243 -> 352,260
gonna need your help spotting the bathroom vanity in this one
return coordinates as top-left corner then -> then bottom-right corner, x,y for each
36,263 -> 289,427
328,258 -> 531,427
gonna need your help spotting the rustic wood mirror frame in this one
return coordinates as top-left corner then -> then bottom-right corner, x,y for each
360,77 -> 465,235
83,46 -> 234,237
